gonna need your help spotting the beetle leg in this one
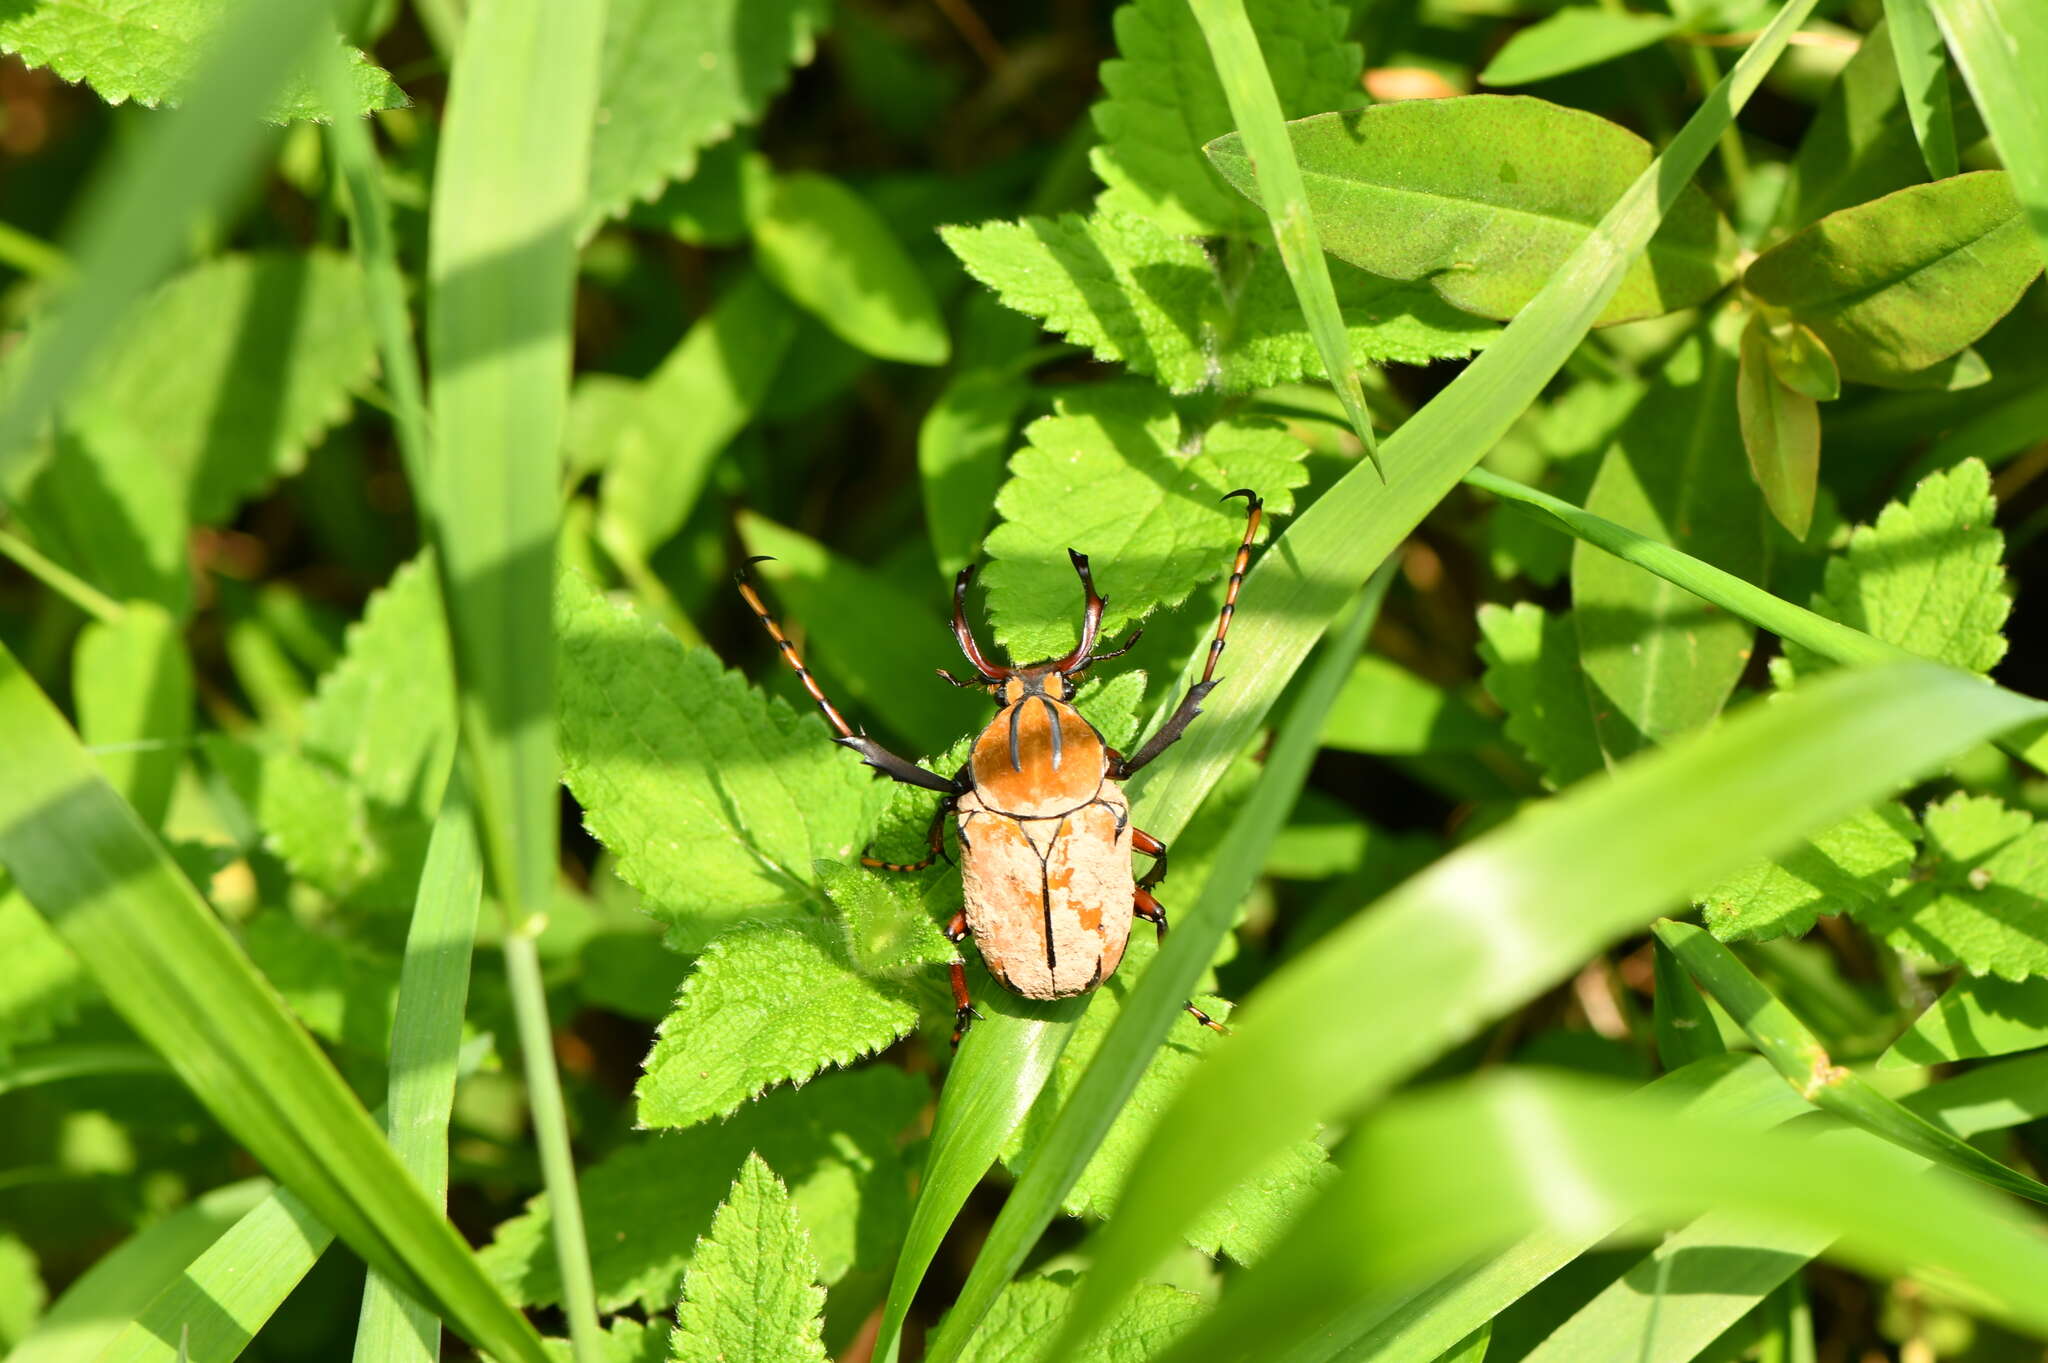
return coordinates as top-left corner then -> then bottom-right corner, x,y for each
943,910 -> 981,1047
737,558 -> 964,794
862,799 -> 955,872
1115,491 -> 1263,779
1183,1001 -> 1228,1034
1133,885 -> 1169,943
1131,826 -> 1168,888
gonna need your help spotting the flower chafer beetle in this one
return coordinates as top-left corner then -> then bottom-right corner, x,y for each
737,490 -> 1263,1043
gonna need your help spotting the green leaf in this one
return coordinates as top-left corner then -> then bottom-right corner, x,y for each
1204,96 -> 1739,326
1762,316 -> 1841,401
556,571 -> 887,948
1737,311 -> 1822,538
1474,603 -> 1602,790
14,421 -> 189,616
244,912 -> 400,1054
981,383 -> 1308,663
1775,21 -> 1942,230
822,860 -> 958,978
1928,0 -> 2048,271
1089,0 -> 1360,237
1853,792 -> 2048,979
1883,974 -> 2048,1067
0,884 -> 92,1057
59,250 -> 379,525
940,213 -> 1492,396
1572,314 -> 1767,757
0,1233 -> 41,1349
258,555 -> 457,908
1884,0 -> 1959,178
1743,173 -> 2043,385
1319,657 -> 1498,757
636,922 -> 922,1129
952,1273 -> 1204,1363
753,172 -> 950,367
672,1154 -> 828,1363
0,0 -> 403,119
1779,459 -> 2010,679
1698,802 -> 1920,943
585,0 -> 827,233
1479,9 -> 1680,87
483,1066 -> 922,1313
919,367 -> 1038,580
73,604 -> 191,831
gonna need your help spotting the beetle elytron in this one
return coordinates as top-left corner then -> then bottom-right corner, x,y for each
737,491 -> 1263,1042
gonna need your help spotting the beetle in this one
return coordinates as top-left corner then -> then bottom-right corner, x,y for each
735,490 -> 1263,1043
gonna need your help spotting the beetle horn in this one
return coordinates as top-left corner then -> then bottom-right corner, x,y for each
951,564 -> 1011,680
1054,548 -> 1106,672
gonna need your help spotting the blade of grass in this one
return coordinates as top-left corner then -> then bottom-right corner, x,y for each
918,565 -> 1394,1363
1054,659 -> 2047,1358
1884,0 -> 1959,178
0,641 -> 550,1363
1929,0 -> 2048,268
0,1043 -> 167,1096
1185,0 -> 1381,474
0,0 -> 358,479
354,782 -> 484,1363
0,526 -> 125,626
424,0 -> 605,1358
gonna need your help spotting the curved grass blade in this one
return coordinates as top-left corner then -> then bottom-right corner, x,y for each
0,643 -> 550,1363
1185,0 -> 1381,473
1929,0 -> 2048,268
1054,660 -> 2047,1358
919,567 -> 1393,1363
0,1043 -> 167,1096
1884,0 -> 1958,178
1155,1070 -> 2048,1363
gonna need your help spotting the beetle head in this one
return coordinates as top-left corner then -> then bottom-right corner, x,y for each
941,551 -> 1144,703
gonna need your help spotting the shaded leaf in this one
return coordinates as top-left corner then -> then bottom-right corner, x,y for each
1737,312 -> 1822,539
13,421 -> 188,616
1698,803 -> 1920,943
1883,0 -> 1958,178
73,604 -> 192,830
1474,603 -> 1602,790
754,172 -> 949,366
672,1155 -> 828,1363
1853,793 -> 2048,980
1883,974 -> 2048,1067
920,368 -> 1037,580
0,884 -> 92,1058
1776,22 -> 1937,229
243,912 -> 400,1056
1479,9 -> 1678,87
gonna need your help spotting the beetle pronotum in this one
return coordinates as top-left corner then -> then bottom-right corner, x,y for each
736,490 -> 1264,1043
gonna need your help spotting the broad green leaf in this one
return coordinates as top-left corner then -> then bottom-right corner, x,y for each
1474,603 -> 1602,790
981,383 -> 1308,662
1090,0 -> 1360,237
61,250 -> 378,525
1853,792 -> 2048,979
482,1066 -> 922,1313
556,571 -> 887,948
1698,802 -> 1919,943
1479,9 -> 1679,87
1884,0 -> 1958,178
952,1273 -> 1204,1363
1737,311 -> 1822,538
258,556 -> 457,908
244,912 -> 401,1055
585,0 -> 827,233
1572,315 -> 1766,758
636,921 -> 922,1129
1883,974 -> 2048,1067
1204,97 -> 1739,326
939,213 -> 1492,397
1778,459 -> 2009,679
920,367 -> 1037,580
1743,173 -> 2042,385
73,604 -> 191,831
14,421 -> 188,616
0,0 -> 402,118
753,172 -> 949,367
1775,22 -> 1936,230
1929,0 -> 2048,270
0,885 -> 92,1056
672,1155 -> 828,1363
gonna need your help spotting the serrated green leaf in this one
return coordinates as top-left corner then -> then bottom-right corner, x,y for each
556,571 -> 887,949
1478,9 -> 1679,86
1737,311 -> 1821,539
0,0 -> 402,119
1882,974 -> 2048,1068
672,1155 -> 828,1363
980,384 -> 1308,662
940,213 -> 1491,397
1204,97 -> 1739,327
822,861 -> 958,978
1474,603 -> 1602,790
62,250 -> 378,526
73,603 -> 191,831
1698,802 -> 1920,943
259,556 -> 457,908
0,884 -> 92,1058
952,1273 -> 1204,1363
14,420 -> 188,616
1778,459 -> 2010,679
243,912 -> 399,1055
1002,950 -> 1330,1262
1089,0 -> 1360,237
1853,793 -> 2048,980
482,1066 -> 922,1313
1744,173 -> 2043,385
754,172 -> 949,366
585,0 -> 827,233
636,922 -> 922,1128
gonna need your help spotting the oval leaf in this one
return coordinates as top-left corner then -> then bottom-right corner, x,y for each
1737,312 -> 1822,539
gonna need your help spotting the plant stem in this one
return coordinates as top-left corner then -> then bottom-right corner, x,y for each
0,527 -> 125,624
0,220 -> 71,280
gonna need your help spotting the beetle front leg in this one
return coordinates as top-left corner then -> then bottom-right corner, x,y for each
943,910 -> 982,1046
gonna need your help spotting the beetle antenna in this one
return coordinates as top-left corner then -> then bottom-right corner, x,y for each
951,564 -> 1011,680
735,557 -> 860,740
1053,548 -> 1106,672
1204,491 -> 1264,684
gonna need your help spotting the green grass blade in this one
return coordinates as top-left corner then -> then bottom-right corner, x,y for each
1929,0 -> 2048,267
424,0 -> 606,1357
921,565 -> 1394,1363
0,0 -> 349,478
0,528 -> 124,626
1185,0 -> 1381,473
354,784 -> 484,1363
1054,660 -> 2046,1357
1883,0 -> 1959,178
1124,0 -> 1821,848
0,643 -> 550,1363
0,1043 -> 166,1096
